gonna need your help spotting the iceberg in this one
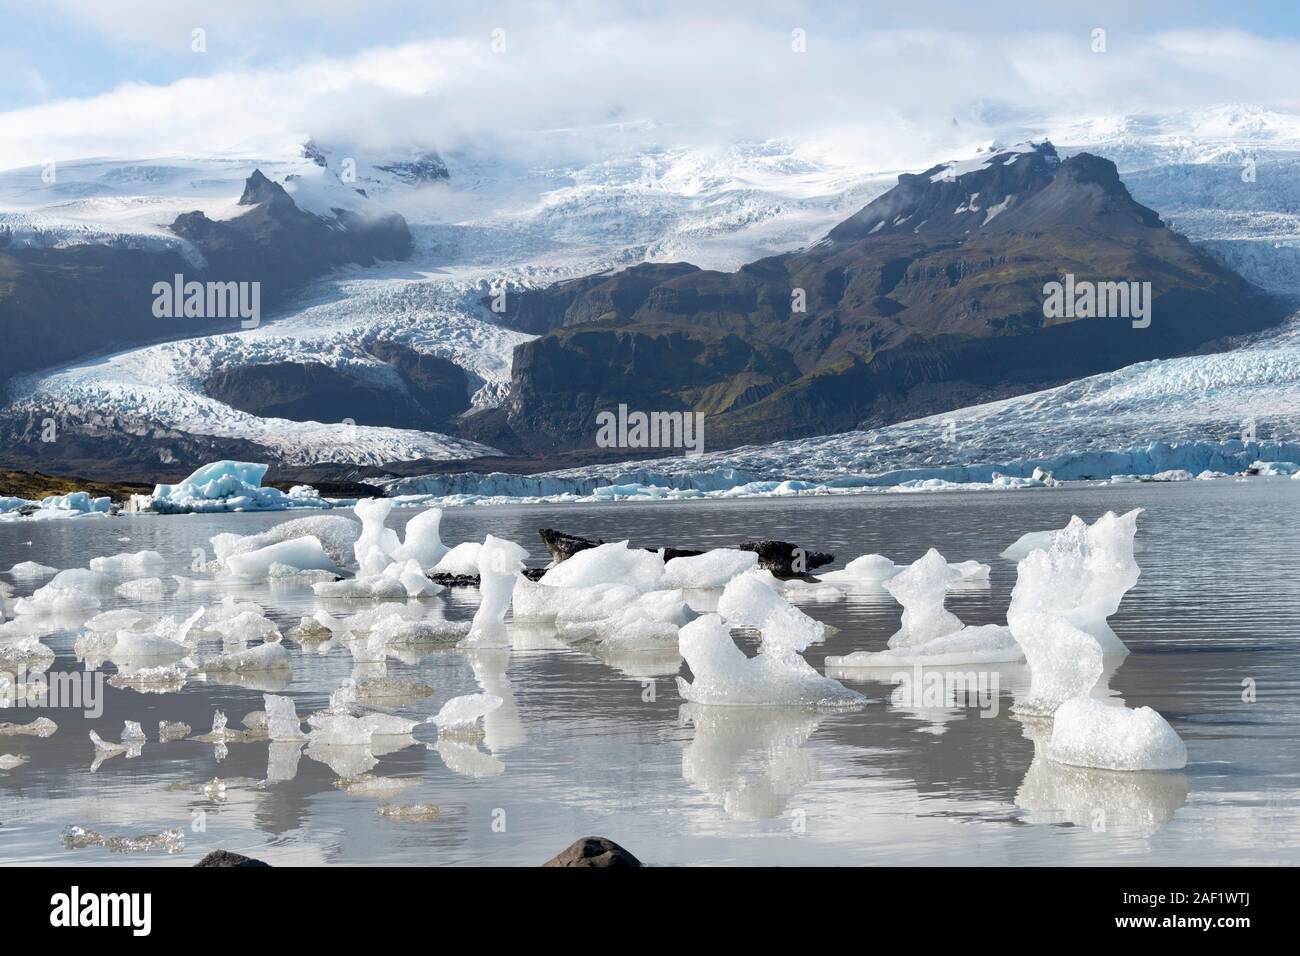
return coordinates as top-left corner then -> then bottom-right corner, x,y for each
676,612 -> 863,709
662,549 -> 759,589
114,577 -> 166,600
224,536 -> 341,580
151,461 -> 331,514
538,541 -> 664,592
429,693 -> 503,733
1047,697 -> 1188,771
203,642 -> 292,674
5,561 -> 59,579
389,508 -> 447,570
826,624 -> 1021,668
1007,509 -> 1142,657
716,571 -> 825,651
432,541 -> 481,575
883,549 -> 964,649
89,550 -> 164,574
264,693 -> 307,741
463,536 -> 528,646
211,514 -> 361,568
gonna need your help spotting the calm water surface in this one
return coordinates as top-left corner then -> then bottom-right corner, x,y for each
2,479 -> 1298,866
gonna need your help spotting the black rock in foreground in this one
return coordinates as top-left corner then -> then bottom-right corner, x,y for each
194,850 -> 271,867
542,837 -> 642,867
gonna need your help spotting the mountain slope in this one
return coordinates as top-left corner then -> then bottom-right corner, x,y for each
0,166 -> 411,391
499,142 -> 1285,453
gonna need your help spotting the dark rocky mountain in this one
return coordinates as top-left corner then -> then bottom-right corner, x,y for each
0,170 -> 412,394
487,142 -> 1287,454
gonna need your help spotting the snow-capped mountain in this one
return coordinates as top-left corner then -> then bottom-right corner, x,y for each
3,105 -> 1300,481
0,134 -> 888,475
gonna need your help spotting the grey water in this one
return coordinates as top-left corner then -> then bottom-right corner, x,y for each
2,479 -> 1299,866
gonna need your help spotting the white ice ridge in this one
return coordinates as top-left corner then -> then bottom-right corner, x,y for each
823,548 -> 1018,667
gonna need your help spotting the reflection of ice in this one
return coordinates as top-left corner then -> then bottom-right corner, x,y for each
305,742 -> 377,778
266,741 -> 303,783
432,738 -> 505,777
465,648 -> 525,751
591,640 -> 683,678
679,703 -> 824,820
1015,716 -> 1187,836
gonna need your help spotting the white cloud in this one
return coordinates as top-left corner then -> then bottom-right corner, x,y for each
3,12 -> 1300,173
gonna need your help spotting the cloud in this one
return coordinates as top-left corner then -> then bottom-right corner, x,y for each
3,9 -> 1300,174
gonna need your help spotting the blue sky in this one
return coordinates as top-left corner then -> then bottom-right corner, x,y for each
4,0 -> 1300,111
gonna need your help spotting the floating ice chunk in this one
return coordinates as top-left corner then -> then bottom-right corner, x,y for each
1007,509 -> 1141,656
1000,530 -> 1059,561
88,730 -> 127,755
367,613 -> 468,647
387,558 -> 441,598
353,498 -> 401,575
108,629 -> 191,664
204,642 -> 292,674
313,573 -> 408,600
0,716 -> 57,737
717,571 -> 825,652
948,560 -> 990,582
568,587 -> 697,647
826,624 -> 1021,667
881,549 -> 964,649
84,609 -> 147,632
512,577 -> 633,622
538,541 -> 664,592
212,514 -> 361,567
89,550 -> 164,574
158,720 -> 191,741
122,720 -> 146,742
1009,612 -> 1103,716
225,536 -> 341,580
152,460 -> 329,513
464,536 -> 528,646
0,753 -> 28,770
819,554 -> 899,583
1048,697 -> 1187,771
263,694 -> 307,741
115,577 -> 166,599
5,561 -> 58,579
429,693 -> 503,732
432,541 -> 481,575
390,508 -> 447,570
675,614 -> 865,708
359,713 -> 418,736
200,609 -> 281,645
307,714 -> 374,747
663,549 -> 759,589
14,568 -> 112,616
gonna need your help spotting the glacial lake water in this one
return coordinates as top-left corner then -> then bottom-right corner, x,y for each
2,478 -> 1299,866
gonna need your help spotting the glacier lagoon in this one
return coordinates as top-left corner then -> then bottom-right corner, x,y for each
1,478 -> 1298,866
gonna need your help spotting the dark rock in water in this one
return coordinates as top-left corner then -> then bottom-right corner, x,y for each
540,528 -> 603,563
539,529 -> 828,576
195,849 -> 271,867
542,836 -> 642,868
739,539 -> 834,576
429,568 -> 546,588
